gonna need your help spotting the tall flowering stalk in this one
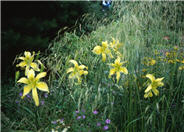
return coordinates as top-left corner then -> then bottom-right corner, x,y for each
144,74 -> 164,98
108,57 -> 128,83
93,41 -> 113,62
67,60 -> 88,84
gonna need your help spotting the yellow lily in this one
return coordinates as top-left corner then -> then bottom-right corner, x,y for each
109,57 -> 128,83
93,41 -> 113,62
67,60 -> 88,83
17,69 -> 49,106
144,74 -> 164,98
17,51 -> 40,75
110,38 -> 122,52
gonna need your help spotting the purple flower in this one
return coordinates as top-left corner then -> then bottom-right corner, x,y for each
82,109 -> 86,113
75,110 -> 79,113
26,94 -> 31,98
82,115 -> 86,119
97,122 -> 101,127
44,93 -> 48,98
51,121 -> 57,124
105,119 -> 111,124
19,92 -> 23,97
15,100 -> 19,104
103,125 -> 109,130
41,100 -> 45,105
60,118 -> 64,123
77,116 -> 81,120
93,110 -> 98,115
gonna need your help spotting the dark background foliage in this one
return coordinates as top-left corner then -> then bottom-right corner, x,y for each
1,1 -> 106,82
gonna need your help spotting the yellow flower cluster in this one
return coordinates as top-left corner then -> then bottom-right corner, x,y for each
92,41 -> 113,62
93,38 -> 128,83
16,51 -> 49,106
67,60 -> 88,84
155,46 -> 184,70
142,57 -> 156,66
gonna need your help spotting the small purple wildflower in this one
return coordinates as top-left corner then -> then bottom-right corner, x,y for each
77,116 -> 81,120
59,118 -> 64,123
51,121 -> 57,124
105,119 -> 111,124
81,109 -> 86,113
75,110 -> 79,113
93,110 -> 98,115
26,94 -> 31,98
15,100 -> 19,104
44,93 -> 48,98
82,115 -> 86,119
19,92 -> 23,97
41,100 -> 45,105
103,125 -> 109,130
97,122 -> 101,127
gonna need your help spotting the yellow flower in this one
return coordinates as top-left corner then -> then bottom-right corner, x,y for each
173,46 -> 178,51
110,38 -> 122,51
142,68 -> 147,72
67,60 -> 88,83
17,69 -> 49,106
150,59 -> 156,65
93,41 -> 113,62
179,66 -> 184,70
142,57 -> 156,66
109,57 -> 128,83
144,74 -> 164,98
17,51 -> 40,75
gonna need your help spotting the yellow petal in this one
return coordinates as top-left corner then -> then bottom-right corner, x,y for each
67,67 -> 74,73
24,51 -> 31,58
102,41 -> 108,48
17,77 -> 29,84
145,84 -> 152,93
115,57 -> 121,64
109,68 -> 116,76
30,63 -> 40,71
37,60 -> 45,68
116,72 -> 120,83
152,88 -> 159,96
69,73 -> 75,79
146,74 -> 155,82
105,49 -> 113,58
102,53 -> 106,62
144,91 -> 153,98
36,72 -> 47,80
79,70 -> 84,76
22,85 -> 32,98
18,57 -> 25,60
36,82 -> 49,93
79,65 -> 87,70
155,77 -> 164,82
28,69 -> 35,79
17,61 -> 26,67
93,46 -> 102,55
32,88 -> 39,106
69,60 -> 78,67
120,67 -> 128,74
25,66 -> 30,76
83,71 -> 88,75
76,76 -> 82,84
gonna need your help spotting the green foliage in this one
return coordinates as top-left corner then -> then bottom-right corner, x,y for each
2,1 -> 184,132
